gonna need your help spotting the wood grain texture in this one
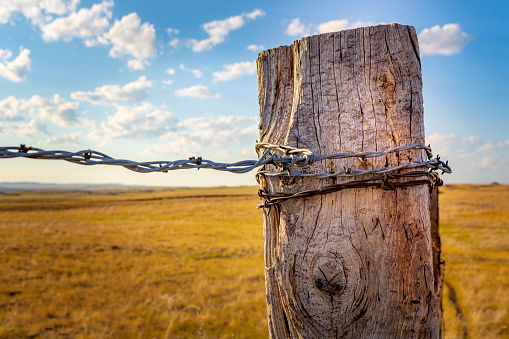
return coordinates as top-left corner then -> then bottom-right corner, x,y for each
430,188 -> 444,336
257,24 -> 439,338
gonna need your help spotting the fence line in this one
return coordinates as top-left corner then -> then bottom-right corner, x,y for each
1,143 -> 451,177
1,143 -> 451,206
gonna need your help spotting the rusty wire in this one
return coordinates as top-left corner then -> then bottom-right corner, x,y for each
257,171 -> 443,208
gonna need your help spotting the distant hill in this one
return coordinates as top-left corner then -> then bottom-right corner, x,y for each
0,182 -> 130,192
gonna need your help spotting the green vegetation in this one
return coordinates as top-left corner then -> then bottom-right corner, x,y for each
0,184 -> 507,338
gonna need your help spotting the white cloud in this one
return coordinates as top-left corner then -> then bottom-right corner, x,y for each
426,132 -> 457,145
426,132 -> 509,175
27,94 -> 81,127
179,63 -> 202,78
187,10 -> 264,52
168,38 -> 180,48
495,140 -> 509,148
174,85 -> 219,99
0,94 -> 89,137
162,79 -> 173,85
38,132 -> 81,146
247,44 -> 264,52
0,47 -> 31,82
98,102 -> 177,139
212,61 -> 256,82
4,118 -> 49,138
285,18 -> 310,36
0,94 -> 79,126
147,115 -> 258,155
70,76 -> 152,105
418,24 -> 473,55
0,0 -> 79,25
102,12 -> 157,70
317,19 -> 376,34
126,59 -> 146,71
476,141 -> 493,153
245,9 -> 265,20
165,68 -> 175,75
187,15 -> 244,52
317,19 -> 349,33
166,27 -> 179,36
464,135 -> 480,143
40,0 -> 113,42
0,96 -> 26,121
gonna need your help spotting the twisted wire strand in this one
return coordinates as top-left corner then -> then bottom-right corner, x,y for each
0,145 -> 277,174
257,171 -> 443,208
255,142 -> 436,166
257,160 -> 450,179
0,142 -> 452,176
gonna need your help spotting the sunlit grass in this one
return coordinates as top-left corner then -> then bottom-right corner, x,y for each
0,186 -> 267,338
0,184 -> 508,338
440,184 -> 509,339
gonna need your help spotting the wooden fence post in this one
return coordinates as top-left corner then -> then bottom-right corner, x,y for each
430,187 -> 444,335
256,24 -> 440,338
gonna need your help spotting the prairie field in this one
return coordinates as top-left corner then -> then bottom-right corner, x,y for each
0,184 -> 507,338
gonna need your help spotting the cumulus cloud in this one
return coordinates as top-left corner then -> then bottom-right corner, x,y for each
212,61 -> 256,82
3,118 -> 49,138
247,44 -> 264,52
187,9 -> 265,52
0,47 -> 31,82
245,9 -> 265,20
0,0 -> 79,25
179,63 -> 202,78
317,19 -> 376,33
28,94 -> 81,127
0,95 -> 26,121
168,38 -> 180,48
70,76 -> 152,105
174,85 -> 219,99
38,132 -> 81,146
40,0 -> 113,42
166,68 -> 175,75
0,94 -> 81,127
285,18 -> 310,36
101,12 -> 157,70
418,24 -> 473,55
97,102 -> 177,139
146,115 -> 258,155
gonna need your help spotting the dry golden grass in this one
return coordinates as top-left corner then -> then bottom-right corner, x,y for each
0,186 -> 267,338
0,184 -> 507,338
440,184 -> 509,339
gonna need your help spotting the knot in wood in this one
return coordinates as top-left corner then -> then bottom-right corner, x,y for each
312,254 -> 347,296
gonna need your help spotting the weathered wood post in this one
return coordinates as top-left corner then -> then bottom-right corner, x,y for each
430,188 -> 444,335
256,24 -> 440,338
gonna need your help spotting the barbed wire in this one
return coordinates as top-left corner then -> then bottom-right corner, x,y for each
255,142 -> 435,165
0,143 -> 451,177
257,171 -> 443,208
0,144 -> 275,174
2,143 -> 451,206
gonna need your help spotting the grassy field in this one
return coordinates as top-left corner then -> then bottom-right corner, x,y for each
0,184 -> 507,338
440,184 -> 509,339
0,187 -> 268,338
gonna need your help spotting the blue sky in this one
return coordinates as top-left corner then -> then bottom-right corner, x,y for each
0,0 -> 508,186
